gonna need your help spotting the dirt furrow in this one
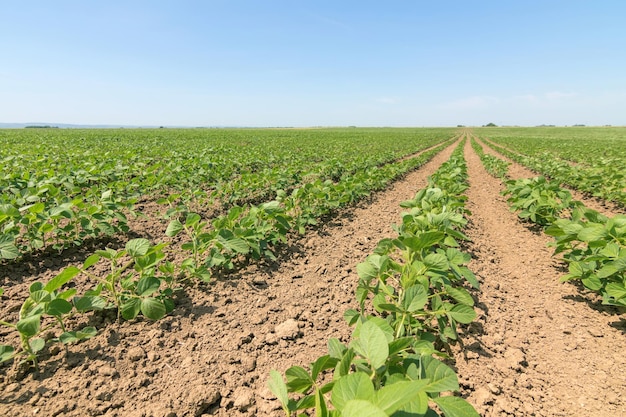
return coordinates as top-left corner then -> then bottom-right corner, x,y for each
456,138 -> 626,417
1,139 -> 460,417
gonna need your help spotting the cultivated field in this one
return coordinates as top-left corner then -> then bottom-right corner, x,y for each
1,127 -> 625,416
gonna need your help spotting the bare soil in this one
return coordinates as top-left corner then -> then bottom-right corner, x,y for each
1,134 -> 625,417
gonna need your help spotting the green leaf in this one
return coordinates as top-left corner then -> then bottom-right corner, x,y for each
16,315 -> 41,337
328,338 -> 346,360
424,253 -> 448,270
165,219 -> 184,237
83,254 -> 101,269
268,370 -> 289,412
432,396 -> 480,417
403,285 -> 428,312
0,345 -> 15,362
373,380 -> 429,414
76,326 -> 97,340
121,298 -> 142,320
185,212 -> 201,227
126,238 -> 151,257
351,320 -> 389,369
331,372 -> 375,411
44,266 -> 80,292
577,224 -> 606,243
445,285 -> 474,306
0,234 -> 20,259
606,282 -> 626,301
135,276 -> 161,297
315,387 -> 329,417
46,299 -> 73,316
73,295 -> 107,312
342,400 -> 387,417
140,298 -> 167,320
447,304 -> 476,324
422,356 -> 459,392
286,366 -> 314,393
311,355 -> 339,380
30,338 -> 45,353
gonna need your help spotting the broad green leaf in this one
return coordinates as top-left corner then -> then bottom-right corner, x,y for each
140,298 -> 167,320
0,234 -> 20,259
422,356 -> 459,392
77,326 -> 97,339
424,253 -> 448,270
83,254 -> 101,269
126,238 -> 151,257
331,372 -> 375,411
30,338 -> 45,353
286,366 -> 314,393
165,219 -> 184,237
121,298 -> 142,320
577,224 -> 606,243
447,304 -> 476,324
328,338 -> 346,360
16,315 -> 41,337
432,396 -> 480,417
311,355 -> 338,380
403,285 -> 428,312
351,320 -> 389,369
136,276 -> 161,297
44,266 -> 80,292
185,212 -> 201,227
373,380 -> 429,414
606,282 -> 626,301
46,299 -> 73,316
268,370 -> 289,412
581,275 -> 603,291
73,295 -> 107,312
59,331 -> 79,344
445,285 -> 474,306
597,257 -> 626,279
0,345 -> 15,362
342,400 -> 387,417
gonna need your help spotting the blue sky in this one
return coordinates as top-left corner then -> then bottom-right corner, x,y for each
1,1 -> 625,127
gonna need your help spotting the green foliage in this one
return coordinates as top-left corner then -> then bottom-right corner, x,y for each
0,271 -> 97,368
73,238 -> 176,321
546,208 -> 626,307
269,140 -> 479,417
502,176 -> 580,226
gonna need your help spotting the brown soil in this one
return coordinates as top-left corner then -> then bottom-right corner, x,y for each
2,133 -> 625,417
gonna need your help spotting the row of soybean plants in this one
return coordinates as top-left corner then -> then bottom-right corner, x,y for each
472,139 -> 626,310
0,134 -> 454,370
269,140 -> 480,417
474,127 -> 626,207
0,128 -> 453,259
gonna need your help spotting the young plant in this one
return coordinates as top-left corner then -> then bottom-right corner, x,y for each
0,269 -> 97,369
73,238 -> 175,321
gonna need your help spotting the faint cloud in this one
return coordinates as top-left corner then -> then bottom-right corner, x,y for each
440,95 -> 500,110
545,91 -> 577,100
377,97 -> 397,104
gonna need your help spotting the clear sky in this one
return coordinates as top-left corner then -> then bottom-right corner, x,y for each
1,1 -> 625,127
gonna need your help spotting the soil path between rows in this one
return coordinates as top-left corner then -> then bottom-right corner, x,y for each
1,138 -> 460,417
456,136 -> 626,416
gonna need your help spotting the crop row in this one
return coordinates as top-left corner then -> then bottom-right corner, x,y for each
0,128 -> 454,259
473,140 -> 626,309
478,133 -> 626,207
0,135 -> 453,369
269,138 -> 480,416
